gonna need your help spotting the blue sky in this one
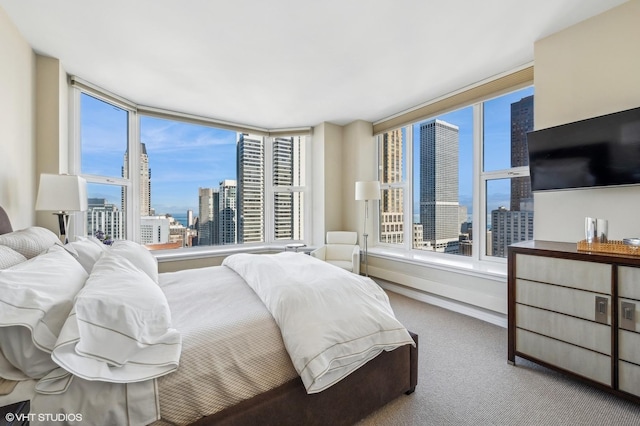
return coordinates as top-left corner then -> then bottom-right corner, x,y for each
81,94 -> 238,213
409,86 -> 535,221
81,86 -> 534,219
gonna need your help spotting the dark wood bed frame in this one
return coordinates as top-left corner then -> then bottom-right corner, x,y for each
196,333 -> 418,426
0,207 -> 418,426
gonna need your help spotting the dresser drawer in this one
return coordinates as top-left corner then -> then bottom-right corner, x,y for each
515,254 -> 611,293
619,297 -> 639,333
516,304 -> 611,355
619,329 -> 640,365
618,266 -> 640,300
516,328 -> 611,386
619,360 -> 640,397
516,279 -> 611,324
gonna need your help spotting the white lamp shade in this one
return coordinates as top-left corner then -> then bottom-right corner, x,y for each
355,181 -> 381,201
36,174 -> 88,212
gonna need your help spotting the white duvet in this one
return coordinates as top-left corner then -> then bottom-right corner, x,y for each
222,252 -> 415,393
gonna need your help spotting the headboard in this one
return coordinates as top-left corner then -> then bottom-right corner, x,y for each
0,206 -> 13,235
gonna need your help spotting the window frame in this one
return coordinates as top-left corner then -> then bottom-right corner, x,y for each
266,135 -> 311,244
69,84 -> 140,242
69,80 -> 312,248
375,84 -> 534,267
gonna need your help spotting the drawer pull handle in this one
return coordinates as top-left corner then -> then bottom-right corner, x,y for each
624,307 -> 634,320
595,296 -> 608,324
621,301 -> 636,331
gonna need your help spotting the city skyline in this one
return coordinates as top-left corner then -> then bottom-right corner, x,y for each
81,93 -> 239,216
81,87 -> 535,231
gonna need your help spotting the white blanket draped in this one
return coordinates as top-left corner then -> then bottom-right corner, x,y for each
222,252 -> 415,393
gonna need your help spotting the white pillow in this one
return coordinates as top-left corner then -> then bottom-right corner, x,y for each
0,226 -> 61,259
68,237 -> 107,274
0,246 -> 27,269
0,245 -> 88,379
110,240 -> 158,283
52,251 -> 181,383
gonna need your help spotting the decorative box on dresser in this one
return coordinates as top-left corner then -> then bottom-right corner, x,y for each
508,240 -> 640,403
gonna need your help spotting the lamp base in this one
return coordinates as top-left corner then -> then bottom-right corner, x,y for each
363,232 -> 369,277
53,212 -> 69,244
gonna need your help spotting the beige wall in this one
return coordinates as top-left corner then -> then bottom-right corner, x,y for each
323,122 -> 345,234
342,120 -> 375,244
311,120 -> 375,247
311,121 -> 344,245
35,55 -> 70,232
534,0 -> 640,242
0,7 -> 36,229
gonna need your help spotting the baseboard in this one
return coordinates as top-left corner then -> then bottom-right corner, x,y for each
376,278 -> 507,328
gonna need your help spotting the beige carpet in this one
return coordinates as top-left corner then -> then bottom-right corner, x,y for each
360,290 -> 640,425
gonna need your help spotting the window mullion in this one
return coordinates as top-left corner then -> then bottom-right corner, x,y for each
404,125 -> 413,251
474,103 -> 484,261
68,86 -> 84,240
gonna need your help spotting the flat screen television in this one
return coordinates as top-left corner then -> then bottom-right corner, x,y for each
527,106 -> 640,191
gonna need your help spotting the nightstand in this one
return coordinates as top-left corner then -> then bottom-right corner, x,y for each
0,400 -> 29,426
284,243 -> 306,253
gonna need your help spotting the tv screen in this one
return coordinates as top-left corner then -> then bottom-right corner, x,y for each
527,106 -> 640,191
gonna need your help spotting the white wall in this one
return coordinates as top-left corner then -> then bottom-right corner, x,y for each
0,6 -> 36,229
534,0 -> 640,242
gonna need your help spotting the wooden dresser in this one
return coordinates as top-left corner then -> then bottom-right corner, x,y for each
508,240 -> 640,403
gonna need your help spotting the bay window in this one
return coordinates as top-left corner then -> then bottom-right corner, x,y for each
70,78 -> 310,250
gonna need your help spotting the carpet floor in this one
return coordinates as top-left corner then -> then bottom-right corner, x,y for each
359,290 -> 640,425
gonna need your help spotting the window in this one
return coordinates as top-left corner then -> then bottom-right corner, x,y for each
413,107 -> 473,255
139,115 -> 241,248
379,128 -> 406,246
482,87 -> 535,258
376,84 -> 534,262
271,136 -> 307,241
71,80 -> 310,249
77,92 -> 134,241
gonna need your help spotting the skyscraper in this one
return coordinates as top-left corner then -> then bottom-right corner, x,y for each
510,95 -> 534,211
419,119 -> 460,253
198,187 -> 218,246
237,133 -> 264,243
219,179 -> 237,245
122,142 -> 151,217
273,137 -> 294,240
491,206 -> 534,257
269,136 -> 306,240
380,128 -> 404,245
86,197 -> 125,241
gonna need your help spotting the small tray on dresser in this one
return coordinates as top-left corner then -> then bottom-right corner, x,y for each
577,239 -> 640,257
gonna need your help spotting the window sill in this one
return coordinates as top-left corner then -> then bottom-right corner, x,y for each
153,243 -> 315,263
367,246 -> 507,282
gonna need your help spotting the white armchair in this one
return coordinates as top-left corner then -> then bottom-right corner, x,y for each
310,231 -> 360,274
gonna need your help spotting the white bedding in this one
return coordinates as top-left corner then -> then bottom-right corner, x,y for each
154,265 -> 298,425
1,248 -> 413,425
223,252 -> 415,393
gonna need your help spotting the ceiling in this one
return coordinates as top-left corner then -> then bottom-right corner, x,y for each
0,0 -> 628,129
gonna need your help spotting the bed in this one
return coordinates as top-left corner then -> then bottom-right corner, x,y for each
0,206 -> 418,425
